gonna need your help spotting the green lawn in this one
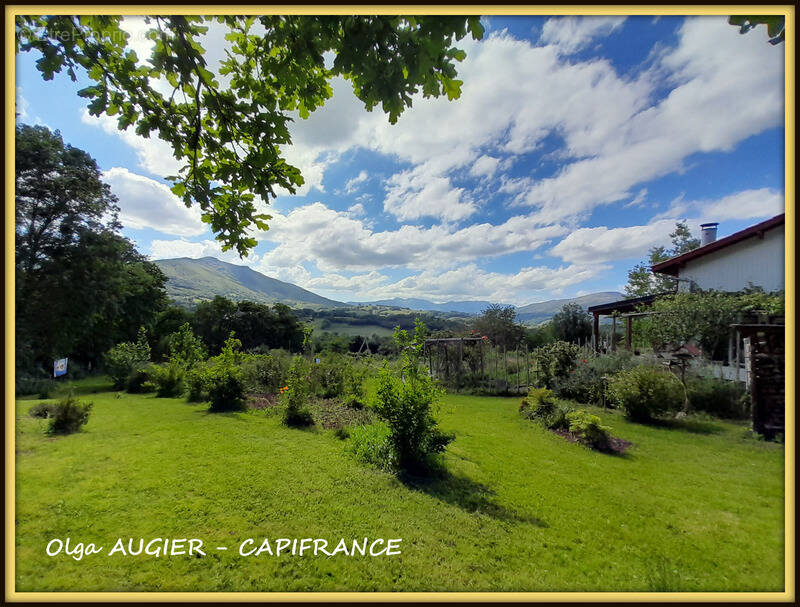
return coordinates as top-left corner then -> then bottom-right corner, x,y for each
14,381 -> 785,592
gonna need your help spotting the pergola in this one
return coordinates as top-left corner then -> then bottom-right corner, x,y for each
586,294 -> 664,352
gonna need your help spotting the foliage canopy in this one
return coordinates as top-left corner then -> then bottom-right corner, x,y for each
16,15 -> 484,255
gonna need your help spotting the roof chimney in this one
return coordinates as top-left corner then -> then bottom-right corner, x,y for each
700,222 -> 718,246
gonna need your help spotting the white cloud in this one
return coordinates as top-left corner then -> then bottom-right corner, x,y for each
550,188 -> 786,265
470,155 -> 501,178
256,201 -> 567,272
149,238 -> 257,264
539,16 -> 627,55
383,165 -> 477,222
655,187 -> 785,222
513,17 -> 784,221
15,87 -> 29,121
102,167 -> 207,236
341,263 -> 607,305
550,219 -> 678,264
344,170 -> 369,194
347,203 -> 366,217
85,110 -> 183,178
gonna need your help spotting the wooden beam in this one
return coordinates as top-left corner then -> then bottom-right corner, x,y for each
626,315 -> 632,351
593,312 -> 600,352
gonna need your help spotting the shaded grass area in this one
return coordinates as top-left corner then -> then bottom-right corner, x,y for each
14,383 -> 784,592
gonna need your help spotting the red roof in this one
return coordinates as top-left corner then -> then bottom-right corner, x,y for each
651,214 -> 785,276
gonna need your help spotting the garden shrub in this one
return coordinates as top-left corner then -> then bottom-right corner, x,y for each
203,333 -> 246,411
553,352 -> 636,404
371,321 -> 453,473
342,362 -> 368,408
240,353 -> 287,394
16,370 -> 56,397
144,362 -> 186,398
520,387 -> 573,431
29,402 -> 57,418
281,356 -> 313,426
47,394 -> 92,435
166,323 -> 206,368
310,354 -> 347,399
185,363 -> 209,402
104,327 -> 151,390
346,423 -> 394,471
531,341 -> 580,389
566,409 -> 612,451
125,367 -> 152,393
607,365 -> 684,422
686,375 -> 750,419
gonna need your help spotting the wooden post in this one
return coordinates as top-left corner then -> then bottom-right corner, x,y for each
457,338 -> 463,392
593,313 -> 600,352
611,315 -> 617,352
504,346 -> 508,392
526,345 -> 530,389
626,316 -> 632,351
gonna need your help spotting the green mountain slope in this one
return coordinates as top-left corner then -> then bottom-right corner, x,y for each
154,257 -> 344,308
516,291 -> 623,325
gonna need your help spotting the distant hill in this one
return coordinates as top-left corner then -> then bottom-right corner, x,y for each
154,257 -> 344,308
351,298 -> 507,315
515,291 -> 624,325
353,292 -> 625,324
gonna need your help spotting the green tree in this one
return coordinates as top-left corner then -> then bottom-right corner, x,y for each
15,124 -> 120,275
472,304 -> 525,350
167,323 -> 207,368
15,125 -> 168,370
16,15 -> 484,256
551,303 -> 592,344
624,221 -> 701,297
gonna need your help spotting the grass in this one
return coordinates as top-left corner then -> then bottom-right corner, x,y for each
14,380 -> 784,592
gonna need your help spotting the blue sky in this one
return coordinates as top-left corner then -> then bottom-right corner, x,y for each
15,15 -> 786,305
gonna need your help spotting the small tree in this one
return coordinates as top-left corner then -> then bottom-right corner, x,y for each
625,222 -> 701,297
373,319 -> 453,473
104,327 -> 151,389
551,303 -> 592,344
472,304 -> 525,350
167,323 -> 206,368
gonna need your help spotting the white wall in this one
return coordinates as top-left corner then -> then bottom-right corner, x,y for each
677,226 -> 784,292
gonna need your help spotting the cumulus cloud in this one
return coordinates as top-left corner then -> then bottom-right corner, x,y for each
550,219 -> 678,264
470,155 -> 501,178
15,87 -> 29,121
102,167 -> 207,236
539,16 -> 627,55
551,188 -> 786,265
656,188 -> 785,223
513,17 -> 784,221
256,201 -> 567,272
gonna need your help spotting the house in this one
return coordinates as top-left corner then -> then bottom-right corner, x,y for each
650,214 -> 785,293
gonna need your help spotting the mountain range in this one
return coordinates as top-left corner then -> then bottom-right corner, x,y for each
154,257 -> 623,321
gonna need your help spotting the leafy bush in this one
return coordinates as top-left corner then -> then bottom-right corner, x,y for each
310,354 -> 347,399
104,327 -> 151,390
185,363 -> 209,402
553,352 -> 636,404
281,356 -> 314,426
566,409 -> 612,451
206,364 -> 246,411
16,374 -> 56,398
520,389 -> 573,431
342,362 -> 368,408
166,323 -> 206,368
125,367 -> 152,393
240,353 -> 287,394
531,341 -> 580,389
144,362 -> 186,398
346,423 -> 394,471
607,365 -> 684,422
47,394 -> 92,435
29,402 -> 57,418
371,321 -> 453,473
686,376 -> 750,419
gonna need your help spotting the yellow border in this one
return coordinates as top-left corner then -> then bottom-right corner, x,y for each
5,4 -> 795,603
